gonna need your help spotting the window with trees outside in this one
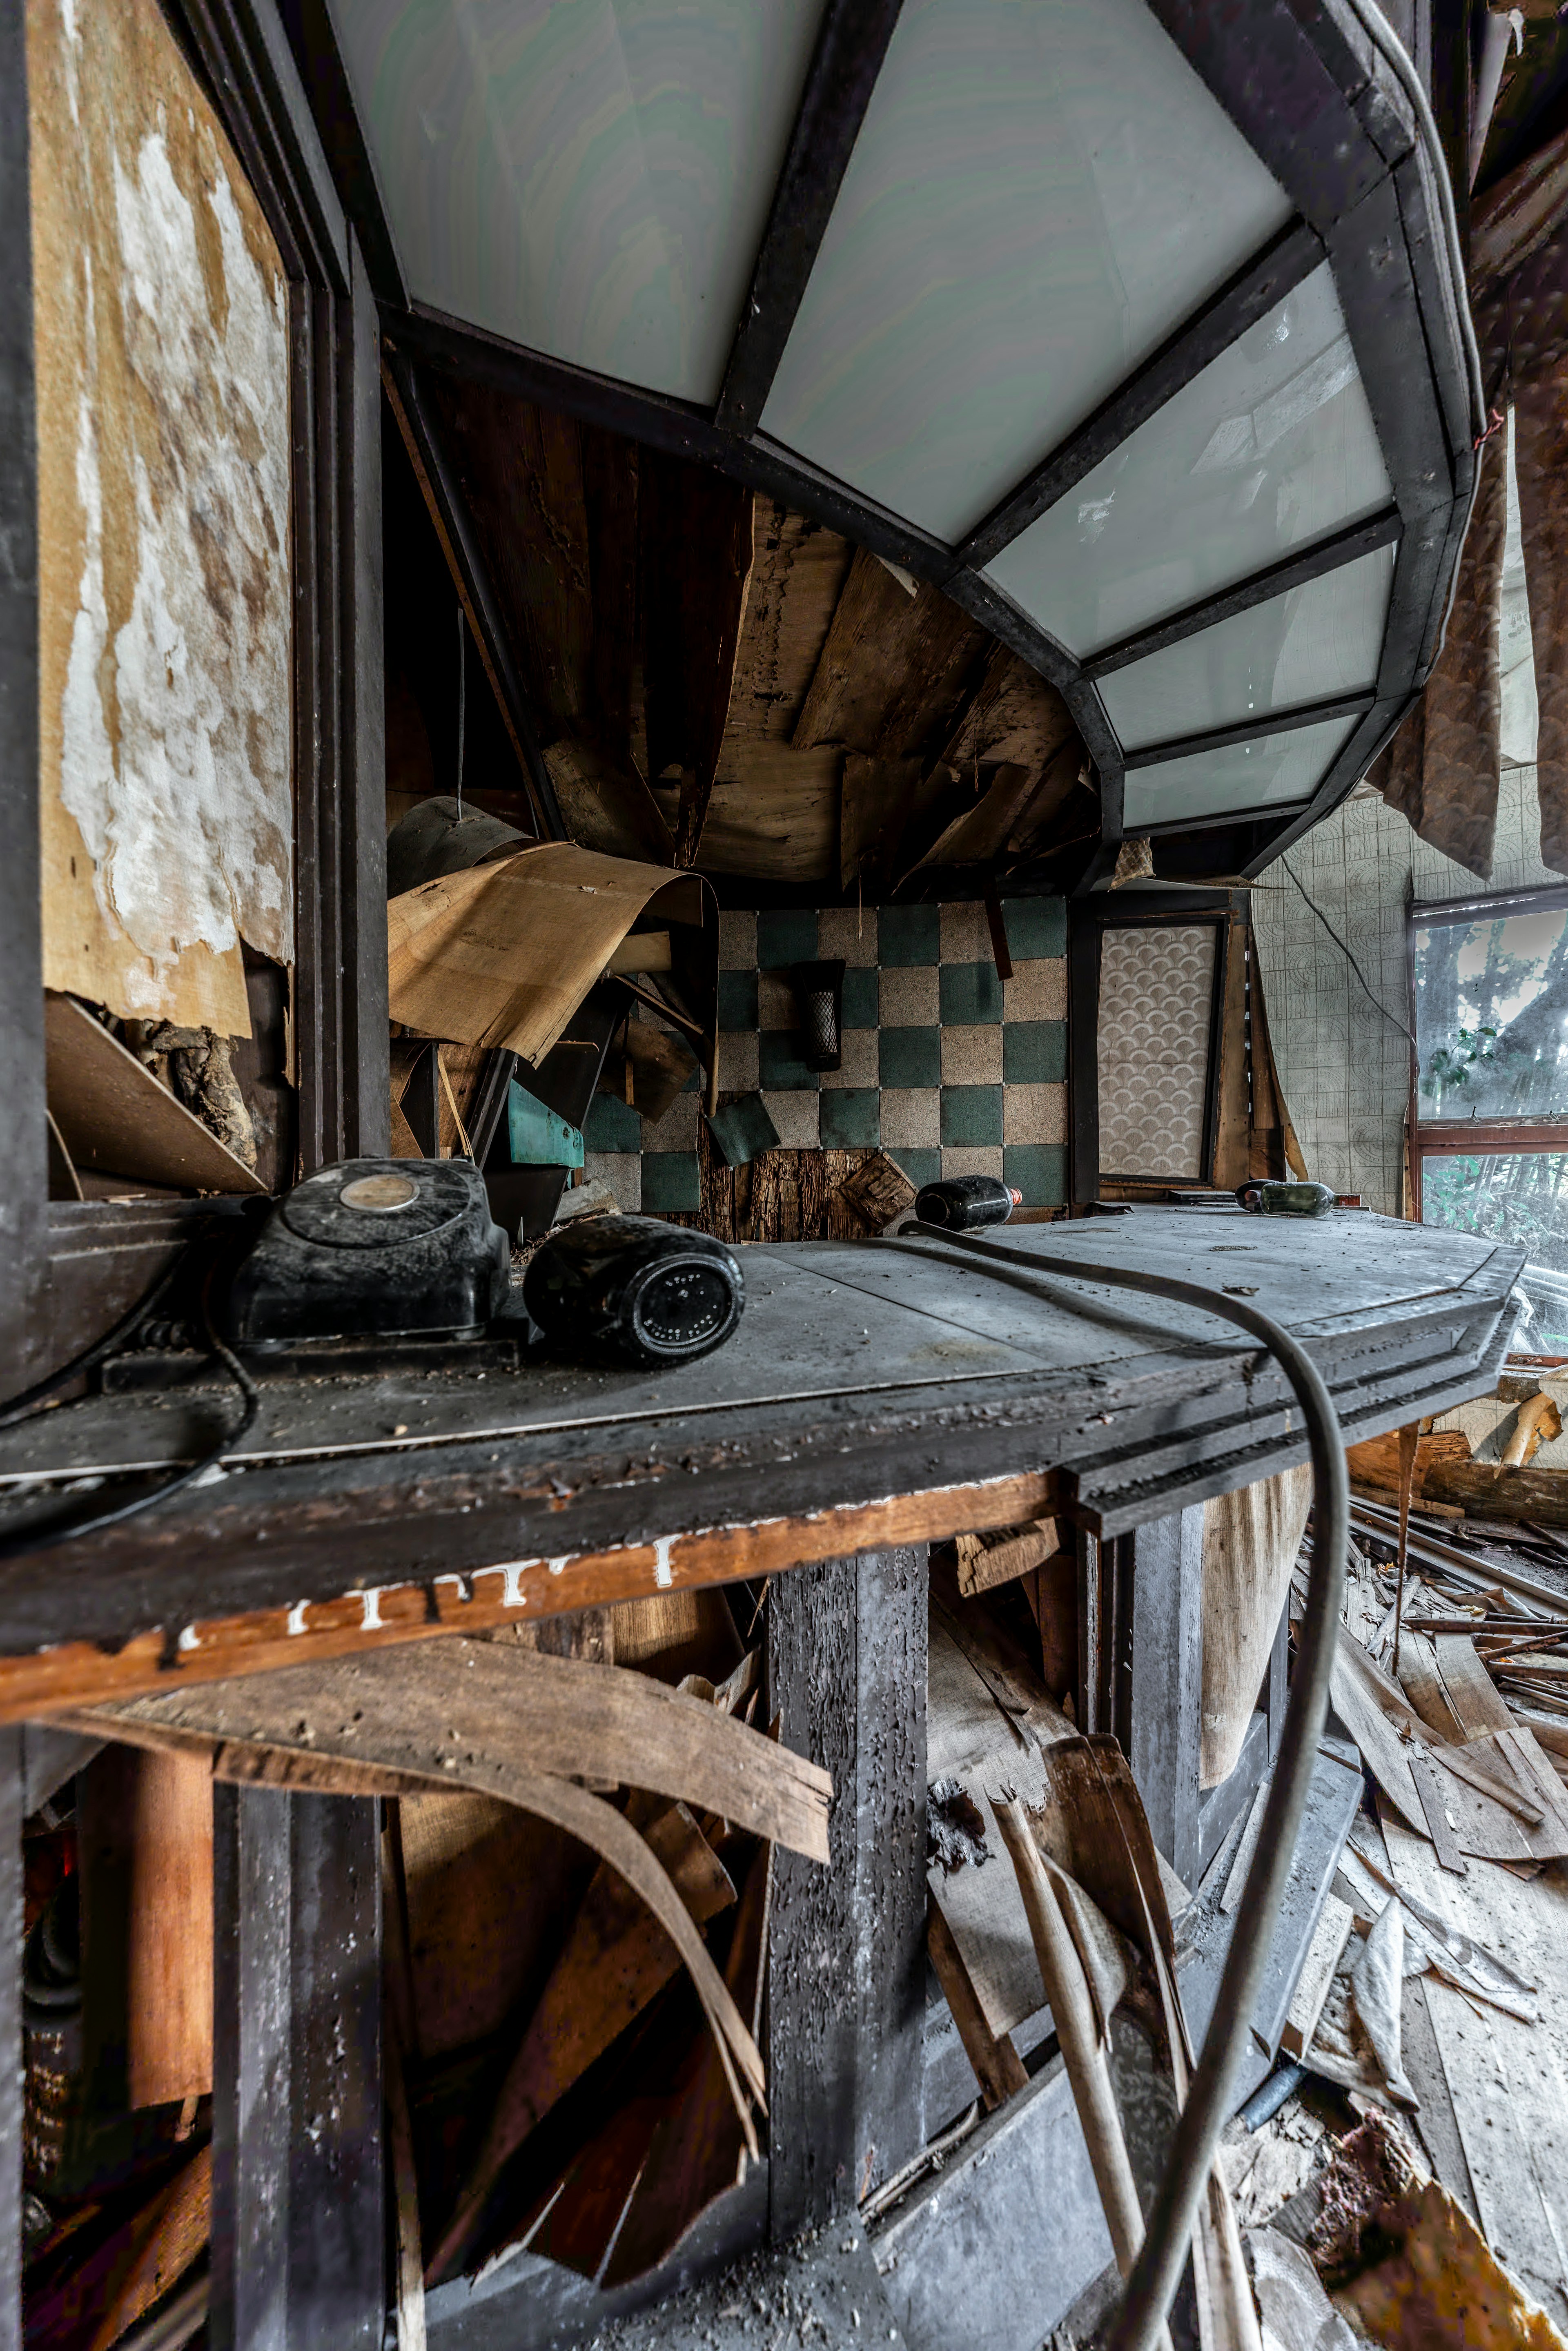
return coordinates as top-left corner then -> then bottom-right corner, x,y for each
1411,887 -> 1568,1355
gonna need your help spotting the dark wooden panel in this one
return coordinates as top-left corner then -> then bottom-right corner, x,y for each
768,1546 -> 927,2235
0,1731 -> 19,2351
0,0 -> 48,1398
212,1786 -> 383,2350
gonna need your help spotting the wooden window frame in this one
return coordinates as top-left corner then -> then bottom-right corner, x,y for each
0,0 -> 389,1397
1407,883 -> 1568,1220
1068,890 -> 1245,1206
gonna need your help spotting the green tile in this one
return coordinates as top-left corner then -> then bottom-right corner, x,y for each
820,1089 -> 881,1148
878,905 -> 941,966
641,1152 -> 702,1213
708,1094 -> 780,1168
941,1085 -> 1003,1147
584,1092 -> 641,1152
880,1026 -> 941,1089
940,960 -> 1004,1025
1004,1143 -> 1067,1206
841,966 -> 880,1029
757,908 -> 817,967
889,1147 -> 941,1189
760,1030 -> 820,1090
1001,895 -> 1067,958
717,969 -> 759,1031
1002,1020 -> 1068,1083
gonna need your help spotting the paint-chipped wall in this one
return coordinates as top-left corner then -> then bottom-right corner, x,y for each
29,0 -> 292,1038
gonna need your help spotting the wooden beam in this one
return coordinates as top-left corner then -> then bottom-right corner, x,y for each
640,457 -> 756,867
211,1787 -> 383,2350
767,1545 -> 928,2234
6,1471 -> 1059,1727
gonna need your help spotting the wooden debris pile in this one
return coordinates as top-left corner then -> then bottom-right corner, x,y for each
22,1591 -> 829,2340
1274,1485 -> 1568,2335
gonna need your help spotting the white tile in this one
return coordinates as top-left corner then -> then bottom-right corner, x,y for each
760,1090 -> 821,1148
642,1089 -> 699,1151
1003,957 -> 1067,1021
941,1024 -> 1002,1084
820,1029 -> 880,1088
817,904 -> 879,966
880,963 -> 939,1025
583,1151 -> 639,1211
719,1030 -> 760,1092
940,900 -> 991,962
881,1088 -> 941,1148
719,908 -> 757,970
1003,1083 -> 1068,1145
758,968 -> 796,1030
941,1145 -> 1004,1179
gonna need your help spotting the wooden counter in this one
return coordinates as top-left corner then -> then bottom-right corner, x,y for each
0,1211 -> 1523,1717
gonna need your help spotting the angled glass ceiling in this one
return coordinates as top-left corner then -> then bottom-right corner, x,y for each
1098,544 -> 1394,751
325,0 -> 1468,867
758,0 -> 1292,542
1123,715 -> 1359,830
986,263 -> 1392,658
328,0 -> 824,403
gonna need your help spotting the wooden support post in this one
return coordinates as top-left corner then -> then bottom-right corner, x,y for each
211,1787 -> 383,2350
1125,1506 -> 1205,1889
766,1546 -> 927,2237
0,1730 -> 20,2351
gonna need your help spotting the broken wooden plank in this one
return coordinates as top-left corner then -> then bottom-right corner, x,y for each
792,548 -> 986,760
1279,1890 -> 1353,2059
926,1893 -> 1029,2113
955,1519 -> 1063,1599
73,1638 -> 830,1862
1379,1812 -> 1568,2330
425,1802 -> 734,2282
45,994 -> 267,1195
598,1838 -> 773,2286
1410,1749 -> 1469,1874
639,458 -> 755,868
719,502 -> 853,751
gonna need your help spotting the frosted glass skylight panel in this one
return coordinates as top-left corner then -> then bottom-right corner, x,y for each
760,0 -> 1292,544
1122,715 -> 1357,829
328,0 -> 824,402
1100,546 -> 1393,751
988,265 -> 1391,657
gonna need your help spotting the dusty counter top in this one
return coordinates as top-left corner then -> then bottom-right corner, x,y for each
0,1212 -> 1522,1719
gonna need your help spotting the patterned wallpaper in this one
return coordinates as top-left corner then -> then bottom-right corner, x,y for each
581,897 -> 1069,1214
1252,766 -> 1559,1214
1096,924 -> 1217,1182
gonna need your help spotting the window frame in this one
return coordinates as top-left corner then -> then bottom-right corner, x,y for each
1406,882 -> 1568,1227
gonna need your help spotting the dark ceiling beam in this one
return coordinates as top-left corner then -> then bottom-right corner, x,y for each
713,0 -> 907,435
955,218 -> 1323,573
379,350 -> 566,840
1081,507 -> 1404,682
386,305 -> 958,588
1121,690 -> 1376,772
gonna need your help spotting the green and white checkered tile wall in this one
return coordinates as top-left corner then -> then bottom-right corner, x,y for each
583,898 -> 1068,1218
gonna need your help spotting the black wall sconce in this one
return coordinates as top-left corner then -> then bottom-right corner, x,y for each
791,960 -> 846,1073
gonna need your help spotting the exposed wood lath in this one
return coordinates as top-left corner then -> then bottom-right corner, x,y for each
392,376 -> 1096,899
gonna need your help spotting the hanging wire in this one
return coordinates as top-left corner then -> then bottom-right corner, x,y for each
455,605 -> 467,823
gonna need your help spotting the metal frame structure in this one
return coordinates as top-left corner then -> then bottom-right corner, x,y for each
290,0 -> 1476,892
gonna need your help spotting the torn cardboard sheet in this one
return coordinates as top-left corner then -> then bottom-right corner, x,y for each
387,842 -> 717,1081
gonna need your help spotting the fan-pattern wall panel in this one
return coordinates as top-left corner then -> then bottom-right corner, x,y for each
1096,924 -> 1217,1180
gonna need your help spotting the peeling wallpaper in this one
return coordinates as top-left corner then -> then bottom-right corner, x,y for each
29,0 -> 292,1036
